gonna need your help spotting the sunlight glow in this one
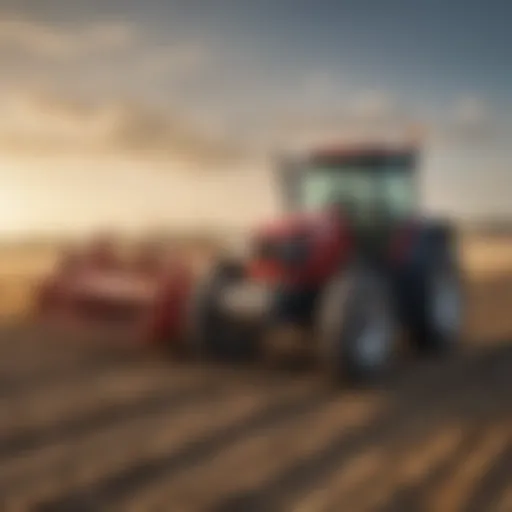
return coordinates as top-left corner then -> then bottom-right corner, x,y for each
0,161 -> 27,236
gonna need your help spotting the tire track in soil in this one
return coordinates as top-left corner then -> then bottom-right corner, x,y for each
115,394 -> 384,511
349,426 -> 505,512
491,487 -> 512,512
209,342 -> 512,512
425,427 -> 511,512
463,444 -> 512,512
0,365 -> 228,461
0,316 -> 509,512
34,383 -> 332,510
291,424 -> 469,512
2,373 -> 323,510
0,344 -> 136,400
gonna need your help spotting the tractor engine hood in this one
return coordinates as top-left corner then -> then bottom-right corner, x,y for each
254,210 -> 332,240
249,209 -> 344,280
255,208 -> 343,241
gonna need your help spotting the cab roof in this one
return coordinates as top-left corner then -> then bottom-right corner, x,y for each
310,143 -> 418,160
306,143 -> 418,168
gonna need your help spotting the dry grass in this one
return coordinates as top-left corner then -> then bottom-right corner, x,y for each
461,233 -> 512,277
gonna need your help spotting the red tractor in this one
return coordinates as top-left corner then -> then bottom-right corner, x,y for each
34,233 -> 193,353
190,143 -> 464,383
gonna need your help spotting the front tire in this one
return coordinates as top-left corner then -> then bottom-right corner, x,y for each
317,265 -> 398,385
188,260 -> 263,362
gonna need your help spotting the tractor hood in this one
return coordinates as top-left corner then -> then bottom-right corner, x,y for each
247,207 -> 348,285
253,209 -> 338,241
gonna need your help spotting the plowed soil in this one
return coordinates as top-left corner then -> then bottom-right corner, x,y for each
0,270 -> 510,512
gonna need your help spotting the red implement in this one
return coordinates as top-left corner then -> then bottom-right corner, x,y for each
34,236 -> 194,354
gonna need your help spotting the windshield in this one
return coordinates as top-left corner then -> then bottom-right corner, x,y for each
298,163 -> 415,221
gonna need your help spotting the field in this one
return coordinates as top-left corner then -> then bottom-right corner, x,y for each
0,234 -> 510,511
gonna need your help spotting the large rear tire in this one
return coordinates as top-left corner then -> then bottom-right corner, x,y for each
317,264 -> 398,385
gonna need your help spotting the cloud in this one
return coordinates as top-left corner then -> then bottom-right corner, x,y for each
0,13 -> 218,82
0,89 -> 244,164
0,18 -> 135,59
284,71 -> 346,112
431,95 -> 511,148
252,89 -> 417,152
348,90 -> 397,121
258,88 -> 510,153
0,14 -> 221,117
136,43 -> 214,81
452,96 -> 489,129
0,85 -> 506,166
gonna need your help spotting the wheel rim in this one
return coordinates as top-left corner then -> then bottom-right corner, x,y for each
354,299 -> 392,368
431,270 -> 461,339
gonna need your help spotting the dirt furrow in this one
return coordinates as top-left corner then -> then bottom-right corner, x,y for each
2,378 -> 317,510
118,394 -> 384,511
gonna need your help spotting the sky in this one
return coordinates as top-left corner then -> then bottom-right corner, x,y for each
0,0 -> 511,236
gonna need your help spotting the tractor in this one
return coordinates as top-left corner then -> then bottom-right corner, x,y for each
188,143 -> 464,383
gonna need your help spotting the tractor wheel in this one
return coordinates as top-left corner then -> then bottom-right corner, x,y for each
187,259 -> 263,362
317,264 -> 398,385
408,247 -> 464,355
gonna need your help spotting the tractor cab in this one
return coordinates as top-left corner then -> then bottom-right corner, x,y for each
281,145 -> 418,221
278,144 -> 419,259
